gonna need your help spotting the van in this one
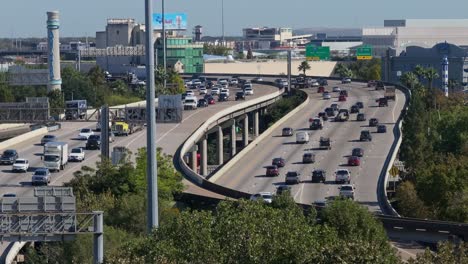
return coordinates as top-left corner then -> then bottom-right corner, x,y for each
296,131 -> 309,144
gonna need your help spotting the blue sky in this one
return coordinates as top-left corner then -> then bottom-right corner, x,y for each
2,0 -> 468,37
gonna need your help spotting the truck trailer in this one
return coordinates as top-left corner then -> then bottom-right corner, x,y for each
43,142 -> 68,171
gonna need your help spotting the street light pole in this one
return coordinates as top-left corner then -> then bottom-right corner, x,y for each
221,0 -> 225,46
162,0 -> 167,87
145,0 -> 158,232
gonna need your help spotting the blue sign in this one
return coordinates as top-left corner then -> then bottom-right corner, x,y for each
153,13 -> 187,30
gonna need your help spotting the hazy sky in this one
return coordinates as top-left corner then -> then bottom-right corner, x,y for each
2,0 -> 468,38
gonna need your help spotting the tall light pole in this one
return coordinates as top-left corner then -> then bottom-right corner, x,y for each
162,0 -> 167,87
145,0 -> 158,232
221,0 -> 225,46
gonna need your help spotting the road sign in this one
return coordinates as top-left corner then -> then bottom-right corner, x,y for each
389,165 -> 399,178
306,45 -> 330,61
356,46 -> 373,60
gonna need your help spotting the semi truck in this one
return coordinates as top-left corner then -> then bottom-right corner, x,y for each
43,142 -> 68,171
65,100 -> 87,120
111,121 -> 144,136
384,87 -> 396,100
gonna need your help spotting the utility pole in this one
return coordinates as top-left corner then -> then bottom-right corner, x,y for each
145,0 -> 159,232
162,0 -> 167,87
221,0 -> 225,46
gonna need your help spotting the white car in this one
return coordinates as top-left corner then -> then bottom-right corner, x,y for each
69,148 -> 85,162
78,128 -> 94,140
250,192 -> 273,203
253,77 -> 263,82
186,90 -> 195,96
335,169 -> 351,184
342,78 -> 352,84
229,78 -> 238,85
183,98 -> 198,110
192,79 -> 202,86
211,87 -> 220,95
332,86 -> 341,92
220,88 -> 230,96
12,158 -> 29,172
199,87 -> 207,95
244,87 -> 254,95
310,79 -> 320,87
323,92 -> 331,100
339,184 -> 355,200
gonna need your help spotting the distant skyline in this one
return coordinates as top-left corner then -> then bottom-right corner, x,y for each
2,0 -> 468,38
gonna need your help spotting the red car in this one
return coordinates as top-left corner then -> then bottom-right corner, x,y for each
348,156 -> 361,166
207,97 -> 215,104
318,86 -> 325,93
266,165 -> 279,177
338,95 -> 347,101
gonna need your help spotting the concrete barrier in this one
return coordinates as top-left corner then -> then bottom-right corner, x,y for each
3,242 -> 26,264
0,124 -> 27,131
208,90 -> 309,183
0,127 -> 48,152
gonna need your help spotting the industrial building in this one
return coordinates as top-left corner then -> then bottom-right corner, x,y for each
381,42 -> 468,88
363,19 -> 468,56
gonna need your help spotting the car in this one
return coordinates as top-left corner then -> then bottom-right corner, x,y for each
325,107 -> 335,117
348,156 -> 361,166
360,130 -> 372,141
184,98 -> 198,110
211,87 -> 220,95
377,97 -> 388,107
220,88 -> 230,96
302,152 -> 315,164
78,128 -> 94,140
272,157 -> 285,168
282,127 -> 294,137
341,77 -> 352,84
186,90 -> 195,96
206,96 -> 215,105
1,149 -> 18,165
235,91 -> 246,101
69,148 -> 85,162
323,92 -> 331,100
317,86 -> 325,93
310,118 -> 323,130
332,86 -> 341,92
86,135 -> 102,150
318,112 -> 329,121
357,113 -> 366,121
250,192 -> 273,203
197,99 -> 208,108
31,168 -> 51,186
356,102 -> 364,109
339,90 -> 348,97
229,78 -> 238,86
320,137 -> 331,150
12,158 -> 29,172
369,118 -> 379,127
377,124 -> 387,133
313,200 -> 328,210
265,165 -> 279,177
335,169 -> 351,184
41,134 -> 57,145
244,87 -> 254,95
352,148 -> 364,157
338,95 -> 347,102
339,184 -> 355,200
367,80 -> 377,87
330,103 -> 339,112
199,87 -> 207,95
312,169 -> 326,183
376,81 -> 385,90
350,105 -> 360,114
318,79 -> 328,86
285,171 -> 300,184
218,93 -> 229,102
252,77 -> 263,82
276,185 -> 291,195
2,193 -> 16,198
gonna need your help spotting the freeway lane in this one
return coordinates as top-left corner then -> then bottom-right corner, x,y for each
214,81 -> 406,212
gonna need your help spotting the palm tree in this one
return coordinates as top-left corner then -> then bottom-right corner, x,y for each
400,72 -> 418,90
413,65 -> 426,82
424,68 -> 439,90
298,61 -> 311,75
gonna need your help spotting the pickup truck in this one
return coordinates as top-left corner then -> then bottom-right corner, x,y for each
69,147 -> 85,162
385,87 -> 396,100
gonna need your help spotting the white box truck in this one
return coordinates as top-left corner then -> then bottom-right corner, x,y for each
43,142 -> 68,172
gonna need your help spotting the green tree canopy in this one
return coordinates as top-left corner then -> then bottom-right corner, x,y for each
298,60 -> 311,75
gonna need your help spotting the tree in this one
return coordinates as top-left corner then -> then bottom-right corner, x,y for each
400,72 -> 419,90
246,48 -> 253,60
413,65 -> 426,82
298,60 -> 311,75
408,242 -> 468,264
395,181 -> 431,218
334,63 -> 348,77
424,67 -> 439,90
0,85 -> 14,102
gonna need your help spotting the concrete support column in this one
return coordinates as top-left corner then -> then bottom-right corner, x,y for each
93,211 -> 104,264
243,114 -> 249,147
253,111 -> 259,137
231,121 -> 237,157
190,149 -> 197,172
200,138 -> 208,176
217,126 -> 224,165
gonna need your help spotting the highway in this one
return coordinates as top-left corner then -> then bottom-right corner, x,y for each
213,81 -> 406,212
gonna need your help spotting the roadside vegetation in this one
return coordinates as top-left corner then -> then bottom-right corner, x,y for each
263,89 -> 307,127
397,66 -> 468,222
334,58 -> 381,81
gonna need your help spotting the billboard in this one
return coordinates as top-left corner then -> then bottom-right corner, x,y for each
306,45 -> 330,61
153,13 -> 187,30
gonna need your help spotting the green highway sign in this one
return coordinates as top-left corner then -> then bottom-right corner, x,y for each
306,45 -> 330,61
356,46 -> 373,60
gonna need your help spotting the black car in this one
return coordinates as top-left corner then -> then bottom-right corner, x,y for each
272,157 -> 286,168
350,105 -> 360,114
318,79 -> 328,86
318,112 -> 329,121
86,135 -> 101,150
218,93 -> 229,102
282,127 -> 294,137
206,80 -> 214,88
356,102 -> 364,109
312,169 -> 326,183
330,103 -> 339,112
352,148 -> 364,157
285,171 -> 300,185
357,113 -> 366,121
0,149 -> 18,165
276,185 -> 292,195
325,107 -> 335,117
360,130 -> 372,142
339,90 -> 348,97
197,99 -> 208,107
235,91 -> 246,101
302,152 -> 315,164
369,118 -> 379,127
377,124 -> 387,133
